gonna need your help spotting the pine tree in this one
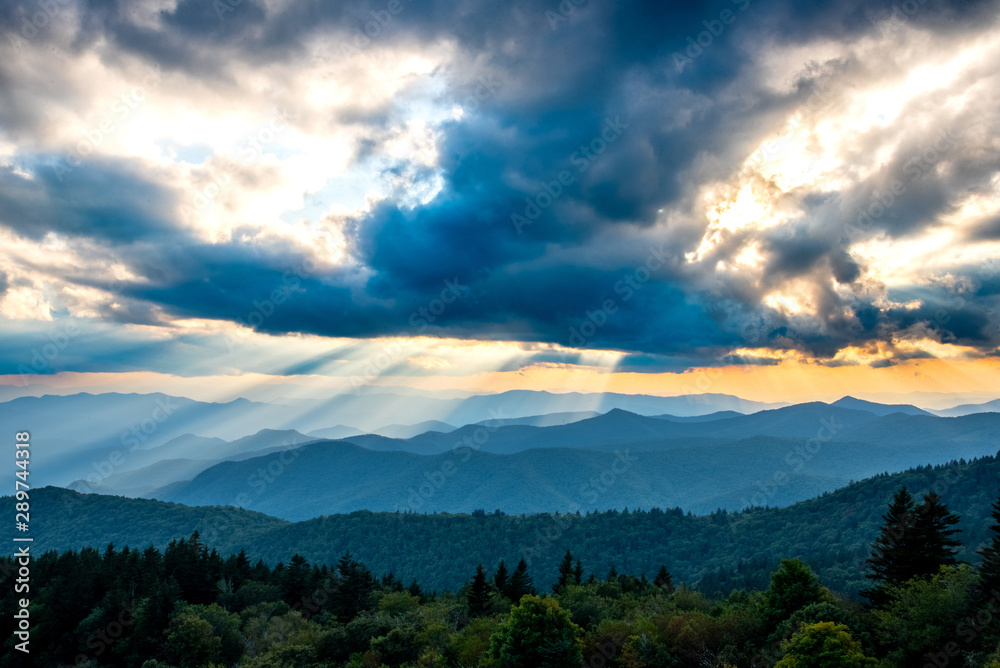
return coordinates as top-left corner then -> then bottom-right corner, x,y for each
408,578 -> 423,601
494,560 -> 509,595
333,551 -> 376,621
573,560 -> 584,585
281,553 -> 310,605
761,559 -> 823,629
140,545 -> 165,595
227,549 -> 252,589
863,488 -> 963,608
654,565 -> 674,593
507,559 -> 535,601
911,491 -> 961,575
122,580 -> 177,664
979,490 -> 1000,601
862,487 -> 918,608
381,571 -> 404,592
554,550 -> 575,592
468,564 -> 491,617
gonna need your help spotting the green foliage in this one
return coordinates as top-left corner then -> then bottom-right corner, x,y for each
493,561 -> 509,595
164,613 -> 221,668
452,616 -> 498,666
467,564 -> 491,617
506,558 -> 536,601
979,490 -> 1000,602
185,604 -> 243,665
9,457 -> 1000,667
862,486 -> 918,607
912,491 -> 962,574
654,565 -> 674,594
986,642 -> 1000,668
5,533 -> 1000,668
774,622 -> 877,667
673,585 -> 713,613
489,595 -> 583,667
770,602 -> 874,654
873,565 -> 978,667
863,488 -> 963,608
760,559 -> 824,629
370,626 -> 419,666
19,456 -> 1000,598
377,591 -> 421,616
554,550 -> 576,592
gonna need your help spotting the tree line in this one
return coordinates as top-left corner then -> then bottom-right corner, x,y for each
2,486 -> 1000,667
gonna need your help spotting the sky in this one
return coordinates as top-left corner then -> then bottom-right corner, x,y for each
1,0 -> 999,404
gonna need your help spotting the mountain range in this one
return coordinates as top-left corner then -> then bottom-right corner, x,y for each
6,389 -> 996,517
50,397 -> 996,521
147,406 -> 999,520
0,389 -> 789,487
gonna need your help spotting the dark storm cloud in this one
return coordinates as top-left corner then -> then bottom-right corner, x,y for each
2,0 -> 999,371
0,158 -> 178,243
113,229 -> 736,356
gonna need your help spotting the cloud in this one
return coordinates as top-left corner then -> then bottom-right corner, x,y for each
0,0 -> 999,377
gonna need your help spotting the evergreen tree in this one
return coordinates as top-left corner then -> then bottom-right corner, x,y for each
507,559 -> 535,601
979,490 -> 1000,601
408,578 -> 424,601
862,487 -> 918,608
554,550 -> 575,592
333,551 -> 376,621
494,560 -> 509,595
249,558 -> 270,582
468,564 -> 491,617
281,553 -> 310,605
222,548 -> 252,591
911,491 -> 962,575
654,565 -> 675,593
761,559 -> 824,629
140,545 -> 165,594
381,571 -> 404,592
863,488 -> 963,608
573,560 -> 584,585
121,580 -> 177,665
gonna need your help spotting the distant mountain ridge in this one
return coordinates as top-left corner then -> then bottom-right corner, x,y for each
933,397 -> 1000,417
148,407 -> 1000,521
10,390 -> 1000,498
830,395 -> 932,416
55,398 -> 1000,520
307,425 -> 366,440
474,410 -> 603,428
338,403 -> 888,456
0,390 -> 784,486
372,420 -> 457,439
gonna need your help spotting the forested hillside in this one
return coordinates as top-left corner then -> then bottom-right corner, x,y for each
19,454 -> 1000,595
3,497 -> 1000,667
